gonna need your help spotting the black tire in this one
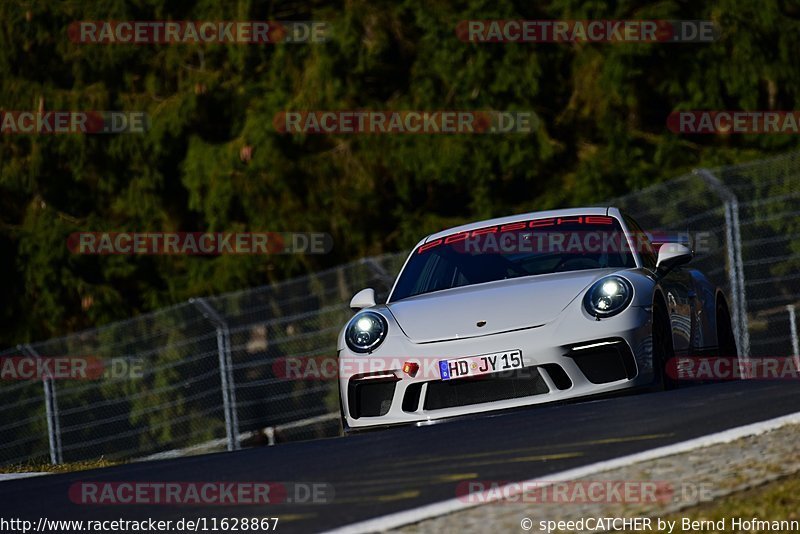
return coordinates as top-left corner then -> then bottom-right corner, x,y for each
716,300 -> 738,359
653,298 -> 678,390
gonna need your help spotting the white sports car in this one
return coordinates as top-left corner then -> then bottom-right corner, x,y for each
337,207 -> 736,432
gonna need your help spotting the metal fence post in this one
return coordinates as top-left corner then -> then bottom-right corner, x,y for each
721,202 -> 742,351
788,305 -> 799,369
191,298 -> 240,451
18,344 -> 62,464
694,169 -> 751,358
730,199 -> 751,357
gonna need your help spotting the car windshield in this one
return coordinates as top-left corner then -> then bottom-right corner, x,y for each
390,215 -> 638,301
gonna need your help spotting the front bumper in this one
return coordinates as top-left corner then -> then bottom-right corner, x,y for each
339,306 -> 654,429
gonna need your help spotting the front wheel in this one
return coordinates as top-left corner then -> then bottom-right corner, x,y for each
653,299 -> 678,390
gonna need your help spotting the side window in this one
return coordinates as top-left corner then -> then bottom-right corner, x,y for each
623,214 -> 657,271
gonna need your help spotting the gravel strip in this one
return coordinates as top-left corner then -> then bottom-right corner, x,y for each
393,423 -> 800,533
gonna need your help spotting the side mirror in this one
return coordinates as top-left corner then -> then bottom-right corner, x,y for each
350,288 -> 376,310
656,243 -> 693,272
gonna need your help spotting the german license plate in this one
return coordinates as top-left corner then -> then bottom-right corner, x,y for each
439,350 -> 523,380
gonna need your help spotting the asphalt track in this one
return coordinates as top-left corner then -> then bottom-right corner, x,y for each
2,381 -> 799,533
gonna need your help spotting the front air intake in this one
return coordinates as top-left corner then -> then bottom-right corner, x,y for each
567,339 -> 637,384
423,368 -> 548,410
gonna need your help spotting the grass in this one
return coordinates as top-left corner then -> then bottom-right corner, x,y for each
0,457 -> 122,474
623,473 -> 800,533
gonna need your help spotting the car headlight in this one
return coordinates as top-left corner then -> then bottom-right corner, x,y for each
583,276 -> 633,318
345,311 -> 388,353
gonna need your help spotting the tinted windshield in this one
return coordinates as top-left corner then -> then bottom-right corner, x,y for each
390,215 -> 637,301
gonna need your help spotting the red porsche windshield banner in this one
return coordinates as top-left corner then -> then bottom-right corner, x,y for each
416,217 -> 713,255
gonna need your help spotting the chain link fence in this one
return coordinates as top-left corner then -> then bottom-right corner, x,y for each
610,151 -> 800,360
2,151 -> 799,466
0,254 -> 406,465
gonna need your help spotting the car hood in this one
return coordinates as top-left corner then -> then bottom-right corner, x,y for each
387,269 -> 615,343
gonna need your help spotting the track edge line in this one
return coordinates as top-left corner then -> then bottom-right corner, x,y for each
323,410 -> 800,533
